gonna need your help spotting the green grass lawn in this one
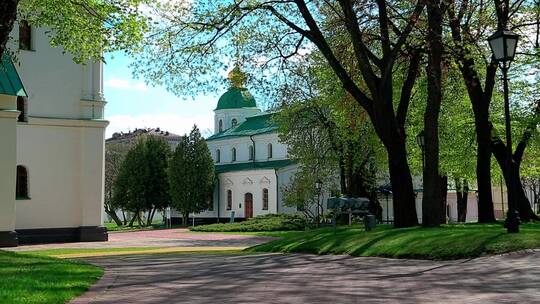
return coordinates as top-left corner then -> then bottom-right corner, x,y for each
248,222 -> 540,260
0,251 -> 102,304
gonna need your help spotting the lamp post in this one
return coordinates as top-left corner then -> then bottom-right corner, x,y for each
315,179 -> 323,228
487,29 -> 520,233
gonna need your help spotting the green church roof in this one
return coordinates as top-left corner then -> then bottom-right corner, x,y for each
215,87 -> 257,110
0,53 -> 27,97
207,112 -> 278,141
215,159 -> 295,174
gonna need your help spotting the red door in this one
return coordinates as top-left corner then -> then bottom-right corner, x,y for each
244,193 -> 253,219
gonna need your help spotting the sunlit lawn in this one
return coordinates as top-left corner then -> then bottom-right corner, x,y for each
0,251 -> 102,304
248,222 -> 540,260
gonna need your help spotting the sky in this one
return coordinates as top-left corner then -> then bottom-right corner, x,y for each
103,52 -> 219,138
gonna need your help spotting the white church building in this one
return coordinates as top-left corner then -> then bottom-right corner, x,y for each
179,67 -> 299,222
0,22 -> 107,247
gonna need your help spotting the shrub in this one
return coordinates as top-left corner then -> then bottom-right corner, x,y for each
190,214 -> 306,232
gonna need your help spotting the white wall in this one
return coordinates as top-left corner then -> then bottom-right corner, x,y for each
15,120 -> 107,229
208,132 -> 288,164
214,108 -> 261,133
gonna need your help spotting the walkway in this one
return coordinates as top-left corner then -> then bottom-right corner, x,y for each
72,251 -> 540,304
7,229 -> 273,252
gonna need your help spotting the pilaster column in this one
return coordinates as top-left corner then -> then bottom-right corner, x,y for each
0,107 -> 20,247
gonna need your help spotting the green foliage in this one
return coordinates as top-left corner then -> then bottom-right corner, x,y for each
113,135 -> 170,217
249,222 -> 540,260
16,0 -> 149,62
169,125 -> 215,221
190,214 -> 306,232
0,251 -> 102,304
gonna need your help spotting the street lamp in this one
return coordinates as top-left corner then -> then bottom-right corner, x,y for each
315,179 -> 323,228
416,130 -> 425,172
488,29 -> 520,233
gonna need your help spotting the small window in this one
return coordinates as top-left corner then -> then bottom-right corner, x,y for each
19,20 -> 32,51
216,149 -> 221,163
227,190 -> 232,210
218,120 -> 223,132
267,143 -> 273,159
262,188 -> 269,210
231,118 -> 238,127
249,145 -> 254,160
17,96 -> 28,122
232,148 -> 236,162
16,165 -> 29,199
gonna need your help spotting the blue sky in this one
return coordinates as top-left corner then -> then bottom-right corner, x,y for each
103,52 -> 219,138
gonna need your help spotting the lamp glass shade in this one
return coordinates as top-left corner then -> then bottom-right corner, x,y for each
487,29 -> 519,62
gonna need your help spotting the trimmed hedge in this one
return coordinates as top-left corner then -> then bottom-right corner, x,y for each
190,214 -> 306,232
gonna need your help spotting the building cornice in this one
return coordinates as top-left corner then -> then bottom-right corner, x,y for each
25,116 -> 109,128
0,110 -> 21,119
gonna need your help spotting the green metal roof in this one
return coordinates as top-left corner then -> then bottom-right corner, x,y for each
207,112 -> 278,141
215,87 -> 257,110
215,159 -> 295,174
0,53 -> 27,97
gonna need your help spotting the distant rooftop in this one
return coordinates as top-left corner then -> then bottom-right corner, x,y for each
106,128 -> 181,143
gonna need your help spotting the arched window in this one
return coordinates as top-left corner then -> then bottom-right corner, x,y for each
262,188 -> 269,210
231,148 -> 236,162
16,165 -> 29,199
231,118 -> 238,127
227,190 -> 232,210
216,149 -> 221,163
19,20 -> 32,51
218,120 -> 223,132
267,143 -> 273,159
17,96 -> 27,122
249,145 -> 254,160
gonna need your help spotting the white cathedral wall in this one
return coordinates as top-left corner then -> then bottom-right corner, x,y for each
15,121 -> 106,229
0,103 -> 19,232
208,132 -> 288,163
214,108 -> 261,133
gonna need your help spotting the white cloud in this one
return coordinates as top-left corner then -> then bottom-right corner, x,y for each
105,113 -> 213,138
104,77 -> 148,91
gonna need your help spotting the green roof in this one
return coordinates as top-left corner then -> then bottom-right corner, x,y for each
207,112 -> 278,141
0,53 -> 27,97
215,159 -> 295,174
215,87 -> 257,110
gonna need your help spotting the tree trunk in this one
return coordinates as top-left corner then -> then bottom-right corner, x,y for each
422,0 -> 444,227
105,206 -> 123,226
475,122 -> 497,222
440,175 -> 448,224
183,214 -> 189,227
128,210 -> 139,227
492,139 -> 539,221
456,179 -> 469,223
387,140 -> 419,227
0,0 -> 18,55
146,207 -> 156,226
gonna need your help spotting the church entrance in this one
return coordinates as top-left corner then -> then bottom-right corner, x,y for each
244,193 -> 253,219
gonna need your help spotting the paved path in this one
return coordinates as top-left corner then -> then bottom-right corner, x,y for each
72,251 -> 540,304
7,229 -> 273,252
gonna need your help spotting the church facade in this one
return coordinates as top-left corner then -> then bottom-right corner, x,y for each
0,22 -> 107,246
188,68 -> 299,222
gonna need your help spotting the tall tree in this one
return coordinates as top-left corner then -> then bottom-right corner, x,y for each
113,136 -> 170,226
104,143 -> 128,226
1,0 -> 148,62
169,126 -> 214,226
135,0 -> 426,227
422,0 -> 446,226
